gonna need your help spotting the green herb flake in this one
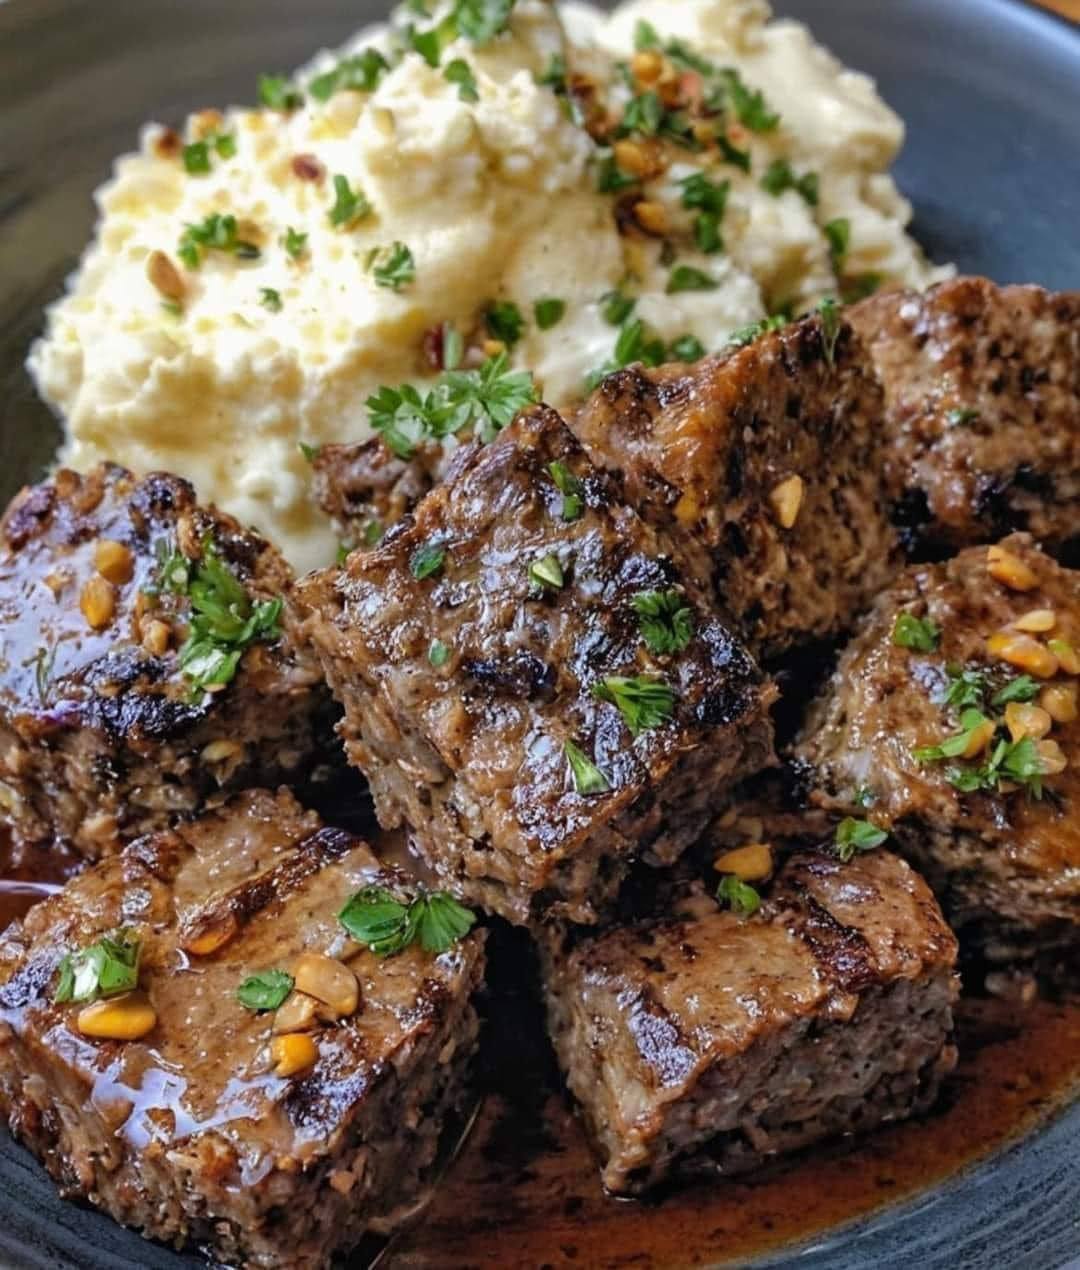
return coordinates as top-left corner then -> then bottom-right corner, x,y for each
913,708 -> 992,764
454,0 -> 517,45
824,216 -> 851,268
716,874 -> 761,917
259,287 -> 283,312
309,48 -> 389,100
631,589 -> 694,655
339,886 -> 476,956
236,969 -> 294,1011
363,520 -> 384,546
592,675 -> 675,735
817,296 -> 841,367
600,289 -> 636,326
666,265 -> 717,294
992,675 -> 1040,706
634,18 -> 660,49
485,300 -> 525,348
719,67 -> 779,132
328,174 -> 371,228
548,460 -> 584,521
947,407 -> 980,427
54,933 -> 141,1005
410,541 -> 446,581
444,57 -> 479,102
834,817 -> 888,863
595,150 -> 638,194
537,52 -> 567,88
528,553 -> 564,591
428,638 -> 450,668
668,334 -> 706,363
717,135 -> 751,172
177,213 -> 259,270
283,226 -> 308,261
726,314 -> 787,348
941,666 -> 988,709
372,241 -> 416,292
298,441 -> 320,463
182,140 -> 211,175
564,740 -> 611,795
760,159 -> 818,204
892,611 -> 941,653
258,73 -> 304,111
534,297 -> 566,330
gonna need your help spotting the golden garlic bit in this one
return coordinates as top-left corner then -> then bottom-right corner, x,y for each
986,630 -> 1059,679
714,843 -> 774,882
271,1032 -> 319,1078
769,476 -> 804,530
292,952 -> 360,1018
986,545 -> 1039,592
77,991 -> 157,1041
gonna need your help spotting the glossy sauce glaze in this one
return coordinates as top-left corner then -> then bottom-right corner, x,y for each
0,828 -> 1077,1269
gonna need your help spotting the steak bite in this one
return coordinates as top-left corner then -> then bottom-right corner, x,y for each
295,406 -> 775,927
569,310 -> 899,659
849,277 -> 1080,557
0,464 -> 331,860
795,534 -> 1080,977
0,788 -> 485,1270
541,844 -> 958,1195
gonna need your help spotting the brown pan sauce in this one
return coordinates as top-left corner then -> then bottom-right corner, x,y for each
0,825 -> 1077,1269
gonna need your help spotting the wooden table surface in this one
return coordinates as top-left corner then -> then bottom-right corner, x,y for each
1037,0 -> 1080,19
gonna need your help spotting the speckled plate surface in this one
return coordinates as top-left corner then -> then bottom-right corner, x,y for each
0,1 -> 1078,1267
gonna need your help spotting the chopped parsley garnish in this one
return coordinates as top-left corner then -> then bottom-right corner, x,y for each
258,74 -> 304,111
428,639 -> 450,668
548,461 -> 583,521
631,589 -> 694,654
892,611 -> 941,652
259,287 -> 283,312
182,132 -> 235,175
834,817 -> 888,862
338,886 -> 476,956
667,265 -> 717,294
719,67 -> 779,131
372,241 -> 416,291
410,541 -> 446,580
444,57 -> 479,101
363,520 -> 384,546
283,226 -> 308,260
33,645 -> 56,705
309,48 -> 389,100
585,316 -> 666,389
716,874 -> 761,917
824,217 -> 851,269
164,538 -> 283,697
595,149 -> 638,193
454,0 -> 516,44
297,441 -> 320,463
715,135 -> 751,172
621,90 -> 664,136
817,296 -> 841,367
914,708 -> 993,763
669,334 -> 706,362
634,18 -> 661,48
177,213 -> 259,270
760,159 -> 819,205
485,300 -> 525,347
537,52 -> 567,88
328,174 -> 371,228
564,740 -> 611,795
600,289 -> 636,326
727,314 -> 787,348
947,407 -> 980,427
528,553 -> 564,591
336,543 -> 351,565
54,933 -> 140,1005
366,351 -> 537,458
534,297 -> 566,330
852,784 -> 874,808
941,666 -> 988,709
992,674 -> 1040,706
841,273 -> 883,304
592,675 -> 675,735
236,970 -> 294,1011
945,735 -> 1047,798
680,173 -> 729,257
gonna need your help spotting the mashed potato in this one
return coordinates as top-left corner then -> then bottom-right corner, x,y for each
29,0 -> 949,571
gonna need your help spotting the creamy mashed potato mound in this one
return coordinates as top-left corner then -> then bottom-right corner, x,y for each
29,0 -> 949,571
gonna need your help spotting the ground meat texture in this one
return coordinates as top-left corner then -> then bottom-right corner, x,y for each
849,277 -> 1080,558
294,406 -> 776,927
795,534 -> 1080,978
0,465 -> 333,861
569,311 -> 899,660
541,847 -> 958,1195
311,438 -> 448,549
0,789 -> 486,1270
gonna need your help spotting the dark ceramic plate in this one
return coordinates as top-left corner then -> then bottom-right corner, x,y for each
0,1 -> 1079,1267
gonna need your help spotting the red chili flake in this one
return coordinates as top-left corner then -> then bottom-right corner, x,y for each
291,153 -> 325,182
422,324 -> 446,371
153,128 -> 183,159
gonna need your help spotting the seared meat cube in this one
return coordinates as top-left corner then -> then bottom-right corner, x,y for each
796,534 -> 1080,976
849,277 -> 1080,557
0,788 -> 485,1270
0,464 -> 331,861
570,311 -> 898,659
295,406 -> 775,926
312,437 -> 448,549
541,845 -> 958,1194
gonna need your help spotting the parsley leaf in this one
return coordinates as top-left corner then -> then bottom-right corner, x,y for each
236,970 -> 294,1011
595,150 -> 638,193
913,708 -> 993,763
339,886 -> 476,955
817,296 -> 841,367
824,217 -> 851,269
54,933 -> 141,1005
259,287 -> 282,312
947,407 -> 980,427
941,666 -> 988,709
600,289 -> 636,326
309,49 -> 388,100
716,874 -> 761,917
621,90 -> 664,136
592,675 -> 675,735
680,173 -> 729,256
177,213 -> 259,270
834,817 -> 888,862
372,241 -> 416,291
992,675 -> 1040,706
667,265 -> 717,294
485,300 -> 525,347
444,57 -> 479,101
410,541 -> 446,580
631,589 -> 694,654
634,19 -> 661,49
283,226 -> 308,260
258,74 -> 304,110
528,554 -> 564,591
892,611 -> 941,652
454,0 -> 516,44
328,174 -> 371,228
534,297 -> 566,330
669,334 -> 705,362
726,315 -> 787,348
366,383 -> 440,459
548,461 -> 583,520
719,67 -> 779,131
760,159 -> 819,205
428,639 -> 450,667
564,740 -> 611,795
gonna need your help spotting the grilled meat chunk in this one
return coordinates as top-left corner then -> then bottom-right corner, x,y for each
569,311 -> 898,659
0,465 -> 332,861
849,277 -> 1080,557
0,789 -> 485,1270
312,438 -> 447,549
541,845 -> 958,1194
795,534 -> 1080,977
295,407 -> 775,926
